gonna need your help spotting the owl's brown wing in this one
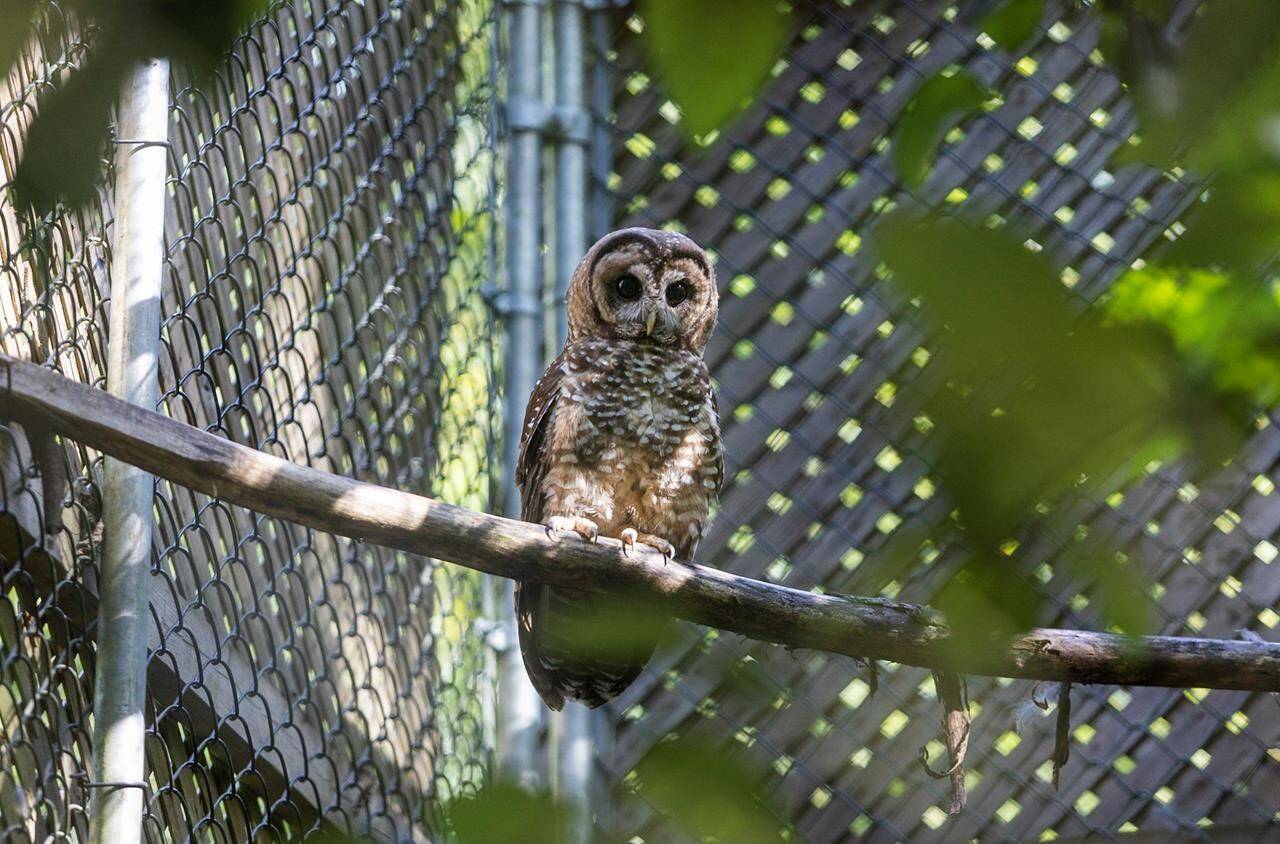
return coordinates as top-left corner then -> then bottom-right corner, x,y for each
515,351 -> 565,523
677,381 -> 724,562
513,354 -> 575,709
704,383 -> 725,500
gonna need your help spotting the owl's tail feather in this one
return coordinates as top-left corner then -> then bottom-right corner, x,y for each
516,581 -> 659,711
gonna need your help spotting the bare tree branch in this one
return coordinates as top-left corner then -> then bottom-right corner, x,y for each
3,353 -> 1280,691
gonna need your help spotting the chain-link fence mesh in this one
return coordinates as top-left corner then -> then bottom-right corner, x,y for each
596,0 -> 1280,841
1,0 -> 499,840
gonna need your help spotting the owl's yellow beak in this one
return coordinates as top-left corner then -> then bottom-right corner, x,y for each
645,307 -> 657,336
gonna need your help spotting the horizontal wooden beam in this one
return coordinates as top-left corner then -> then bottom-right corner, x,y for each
4,353 -> 1280,692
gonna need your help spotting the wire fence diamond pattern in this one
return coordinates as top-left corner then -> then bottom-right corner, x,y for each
0,0 -> 499,840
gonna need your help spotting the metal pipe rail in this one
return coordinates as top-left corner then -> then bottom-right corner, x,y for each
499,0 -> 549,788
88,57 -> 170,844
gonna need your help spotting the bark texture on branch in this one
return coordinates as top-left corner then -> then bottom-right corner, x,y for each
4,353 -> 1280,691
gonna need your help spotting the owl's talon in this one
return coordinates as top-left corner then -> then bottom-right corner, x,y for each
643,535 -> 676,565
618,528 -> 675,563
545,516 -> 600,544
619,527 -> 638,557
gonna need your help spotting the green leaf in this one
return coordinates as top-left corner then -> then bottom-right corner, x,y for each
1096,6 -> 1180,167
873,213 -> 1252,644
934,558 -> 1042,646
639,0 -> 792,137
137,0 -> 274,75
11,0 -> 273,214
893,71 -> 989,189
1173,0 -> 1280,156
0,0 -> 38,78
1105,0 -> 1280,172
1079,550 -> 1152,637
445,781 -> 573,844
538,592 -> 672,668
1163,173 -> 1280,272
980,0 -> 1045,52
1107,265 -> 1280,407
635,739 -> 783,844
13,55 -> 123,215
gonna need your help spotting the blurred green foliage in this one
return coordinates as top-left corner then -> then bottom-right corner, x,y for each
875,212 -> 1229,642
0,0 -> 38,84
421,0 -> 502,805
893,71 -> 992,189
978,0 -> 1047,51
1107,268 -> 1280,406
632,739 -> 785,844
445,781 -> 575,843
1162,173 -> 1280,272
440,737 -> 784,843
638,0 -> 792,138
873,0 -> 1280,646
1103,0 -> 1280,174
4,0 -> 270,214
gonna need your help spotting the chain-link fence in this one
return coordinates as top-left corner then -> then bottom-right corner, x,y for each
1,0 -> 499,840
596,0 -> 1280,841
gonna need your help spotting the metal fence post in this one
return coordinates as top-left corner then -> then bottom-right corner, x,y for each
587,2 -> 614,242
549,0 -> 600,837
498,0 -> 548,789
88,57 -> 170,844
552,0 -> 588,349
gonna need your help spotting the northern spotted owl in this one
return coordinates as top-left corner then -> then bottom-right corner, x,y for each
515,228 -> 723,710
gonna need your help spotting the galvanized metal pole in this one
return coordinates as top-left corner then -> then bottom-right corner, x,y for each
549,0 -> 599,836
499,0 -> 548,788
552,0 -> 588,349
88,57 -> 170,844
587,2 -> 615,242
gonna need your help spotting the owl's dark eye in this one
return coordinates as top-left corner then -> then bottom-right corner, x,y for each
614,274 -> 642,300
665,279 -> 691,307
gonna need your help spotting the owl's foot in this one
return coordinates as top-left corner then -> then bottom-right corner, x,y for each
544,515 -> 599,544
619,528 -> 675,564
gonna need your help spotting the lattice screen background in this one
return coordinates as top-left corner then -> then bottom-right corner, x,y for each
598,0 -> 1280,841
0,0 -> 497,840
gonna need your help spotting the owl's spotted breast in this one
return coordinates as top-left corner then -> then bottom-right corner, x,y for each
563,337 -> 708,468
535,336 -> 720,549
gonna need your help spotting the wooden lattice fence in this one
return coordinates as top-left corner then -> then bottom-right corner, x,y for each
598,0 -> 1280,840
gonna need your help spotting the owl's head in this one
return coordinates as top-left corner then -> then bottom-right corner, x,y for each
565,227 -> 718,352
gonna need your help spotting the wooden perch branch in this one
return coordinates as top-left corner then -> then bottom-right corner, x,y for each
4,353 -> 1280,691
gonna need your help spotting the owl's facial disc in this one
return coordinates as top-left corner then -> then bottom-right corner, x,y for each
570,228 -> 717,350
601,259 -> 705,346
